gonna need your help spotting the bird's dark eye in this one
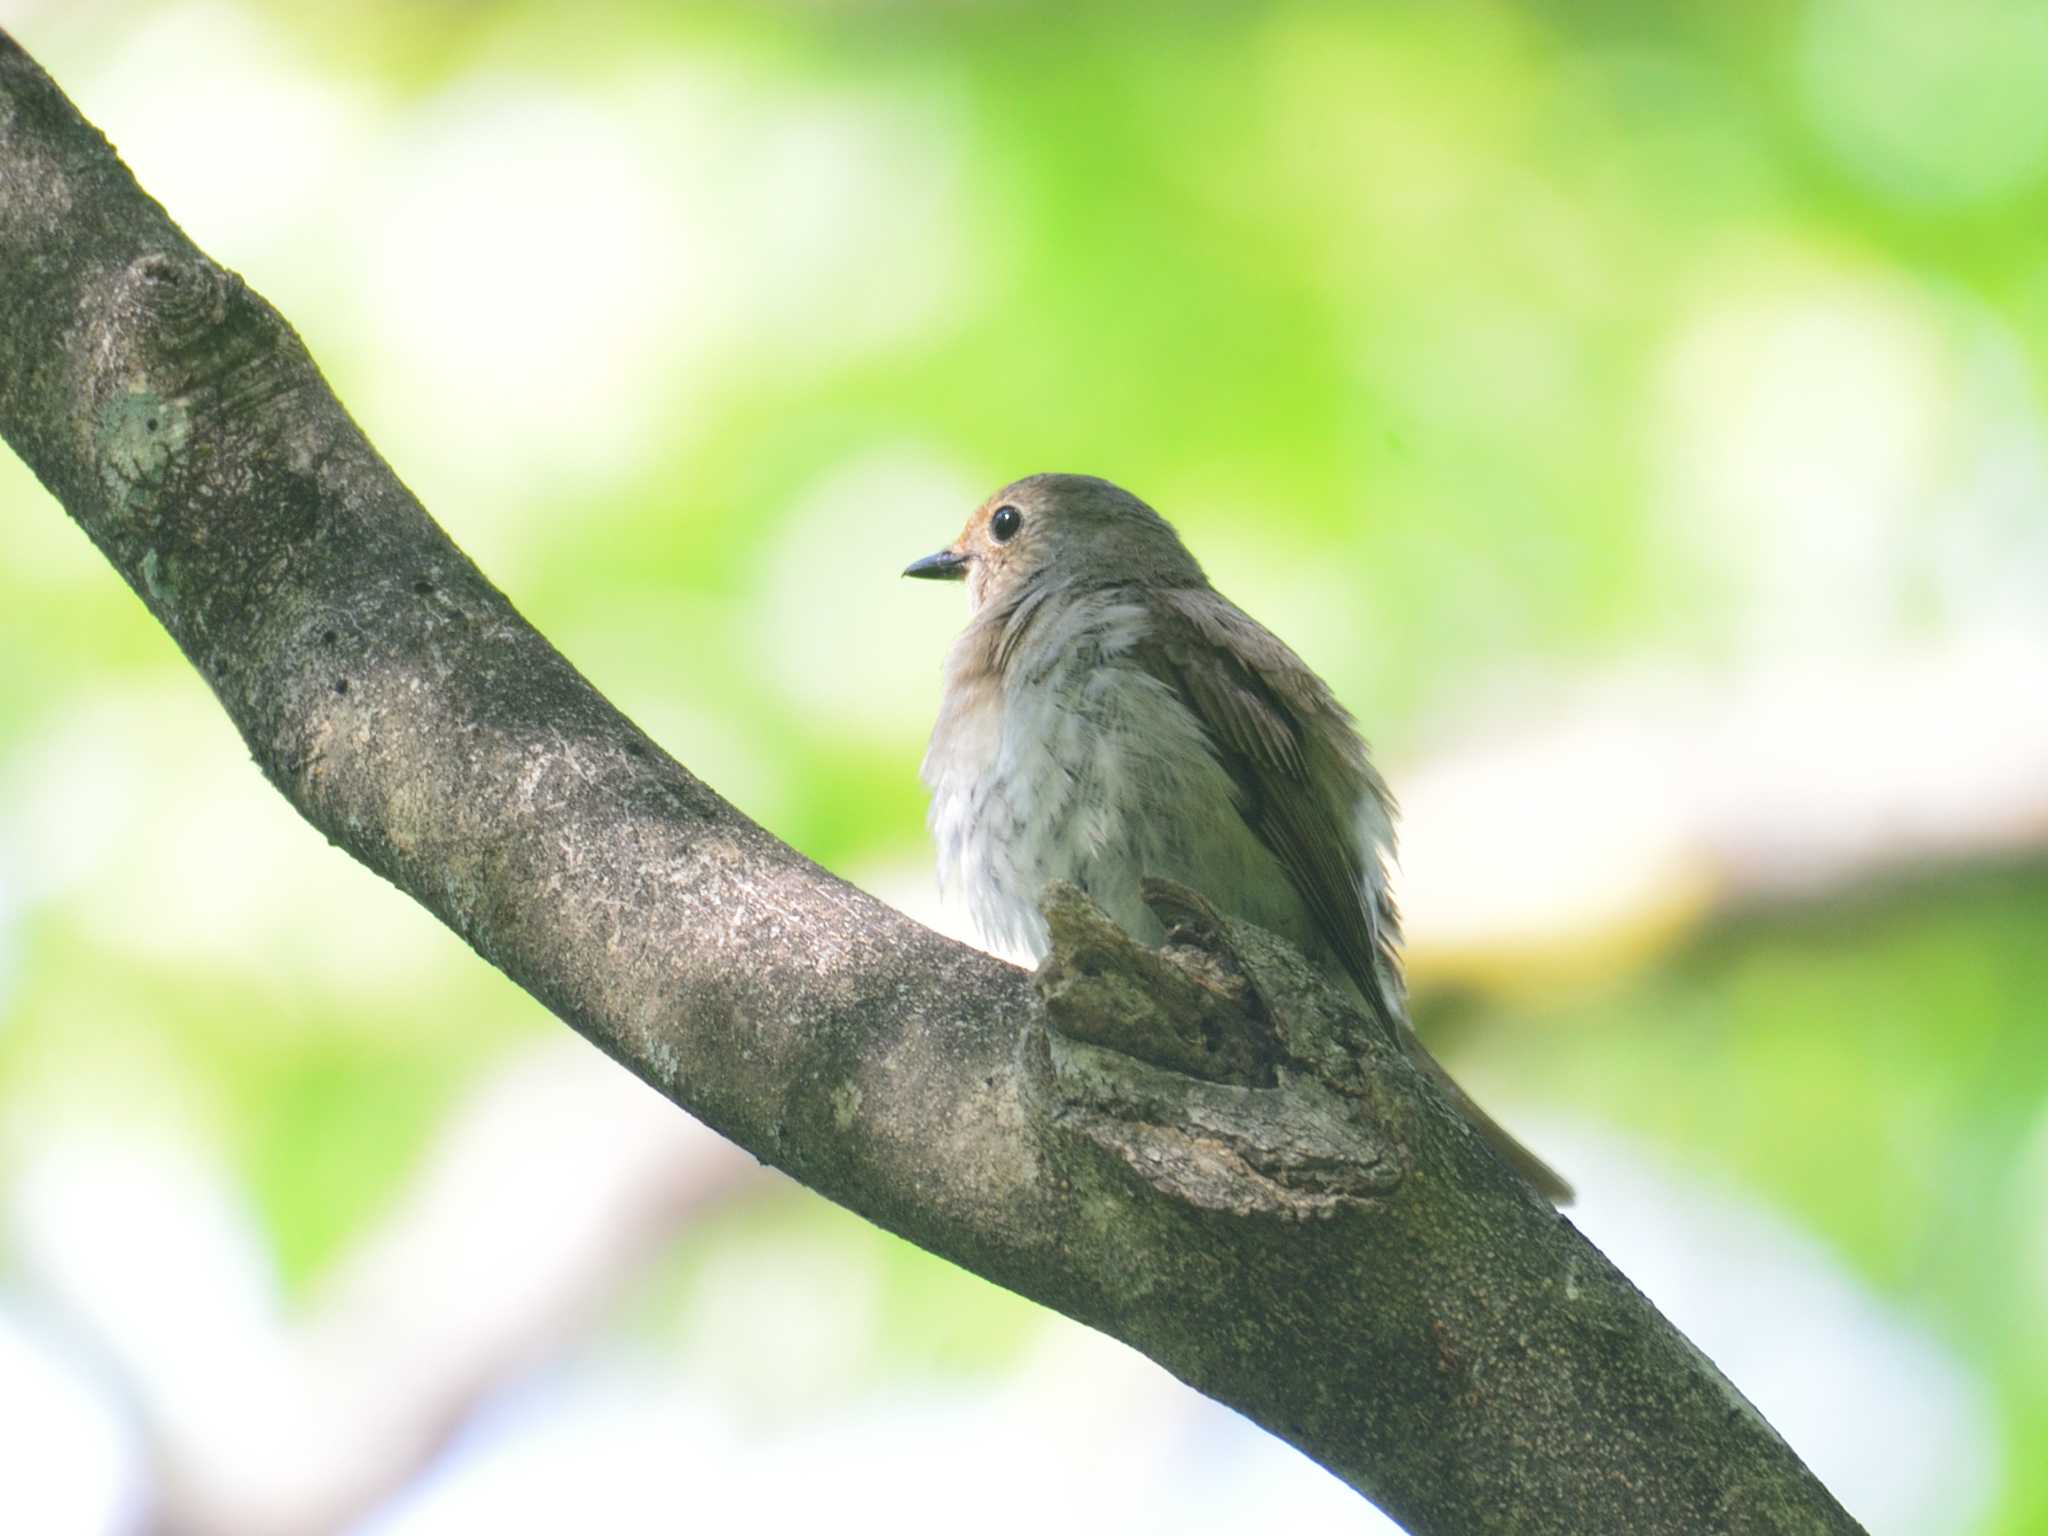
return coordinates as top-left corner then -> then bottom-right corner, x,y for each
990,504 -> 1022,542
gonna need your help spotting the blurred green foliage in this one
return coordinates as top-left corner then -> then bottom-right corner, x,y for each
1483,866 -> 2048,1529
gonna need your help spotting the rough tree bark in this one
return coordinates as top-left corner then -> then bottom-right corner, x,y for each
0,30 -> 1865,1536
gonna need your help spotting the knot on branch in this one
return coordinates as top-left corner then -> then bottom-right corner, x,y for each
123,250 -> 234,343
91,253 -> 306,525
1033,879 -> 1403,1219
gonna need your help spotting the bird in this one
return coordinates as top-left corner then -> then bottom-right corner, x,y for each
905,472 -> 1571,1204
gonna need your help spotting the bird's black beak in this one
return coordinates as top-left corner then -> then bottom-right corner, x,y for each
902,548 -> 969,581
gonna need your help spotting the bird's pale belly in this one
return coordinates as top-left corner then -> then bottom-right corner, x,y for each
933,657 -> 1327,966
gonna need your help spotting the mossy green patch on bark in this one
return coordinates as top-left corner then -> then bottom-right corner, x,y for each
95,387 -> 188,516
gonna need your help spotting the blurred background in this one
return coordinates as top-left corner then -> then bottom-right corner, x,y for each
1,0 -> 2044,1531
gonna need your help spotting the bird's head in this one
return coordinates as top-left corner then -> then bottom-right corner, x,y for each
902,473 -> 1205,611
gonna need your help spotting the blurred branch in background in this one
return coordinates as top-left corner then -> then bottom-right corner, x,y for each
1393,616 -> 2048,987
16,1044 -> 756,1535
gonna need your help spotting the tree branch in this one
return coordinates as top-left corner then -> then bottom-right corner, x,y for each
0,30 -> 1863,1535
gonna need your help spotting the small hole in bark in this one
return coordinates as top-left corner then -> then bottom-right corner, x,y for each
414,579 -> 435,595
320,629 -> 338,646
145,418 -> 158,432
334,677 -> 349,696
624,741 -> 645,760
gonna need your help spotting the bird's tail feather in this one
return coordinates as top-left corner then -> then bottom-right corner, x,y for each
1402,1029 -> 1574,1206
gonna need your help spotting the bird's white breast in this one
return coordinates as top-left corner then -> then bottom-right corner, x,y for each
922,589 -> 1322,962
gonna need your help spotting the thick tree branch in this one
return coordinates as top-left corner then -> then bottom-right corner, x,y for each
0,31 -> 1863,1535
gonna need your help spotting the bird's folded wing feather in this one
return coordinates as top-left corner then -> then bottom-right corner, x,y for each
1137,591 -> 1573,1203
1141,591 -> 1403,1038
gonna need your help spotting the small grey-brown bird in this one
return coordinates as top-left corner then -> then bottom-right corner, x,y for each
906,472 -> 1570,1203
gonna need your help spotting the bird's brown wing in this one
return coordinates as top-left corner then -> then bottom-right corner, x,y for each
1140,590 -> 1574,1204
1140,590 -> 1403,1038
